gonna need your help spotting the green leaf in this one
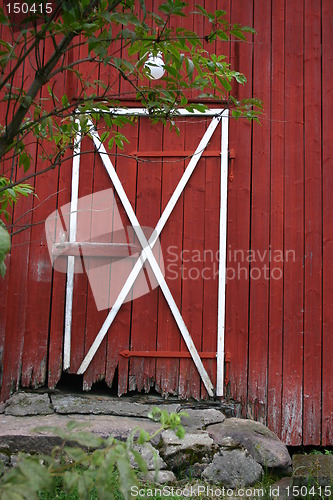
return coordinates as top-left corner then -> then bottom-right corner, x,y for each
63,470 -> 81,493
136,429 -> 150,445
63,446 -> 88,462
0,260 -> 6,278
116,456 -> 137,500
68,431 -> 104,448
18,152 -> 31,172
91,449 -> 105,467
131,449 -> 148,473
186,57 -> 194,80
100,131 -> 109,143
61,94 -> 69,107
17,458 -> 53,491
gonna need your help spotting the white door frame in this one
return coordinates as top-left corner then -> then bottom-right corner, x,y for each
63,107 -> 229,397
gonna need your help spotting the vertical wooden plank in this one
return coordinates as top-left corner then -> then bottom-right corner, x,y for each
247,0 -> 271,424
0,24 -> 13,398
155,119 -> 185,396
0,29 -> 37,400
322,0 -> 333,447
82,149 -> 112,390
105,121 -> 138,395
267,0 -> 284,438
178,118 -> 206,400
0,257 -> 9,393
202,120 -> 220,397
200,0 -> 219,396
21,37 -> 66,389
282,0 -> 304,445
0,158 -> 35,400
303,0 -> 322,446
66,49 -> 98,376
225,0 -> 253,410
129,118 -> 162,392
48,43 -> 80,389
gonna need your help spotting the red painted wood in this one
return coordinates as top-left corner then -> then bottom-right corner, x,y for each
129,118 -> 163,392
106,121 -> 139,395
199,1 -> 220,397
1,0 -> 331,447
82,147 -> 113,390
47,151 -> 72,389
68,48 -> 100,376
0,31 -> 37,400
21,37 -> 66,389
155,119 -> 185,396
225,0 -> 253,411
303,0 -> 322,446
48,42 -> 81,389
201,117 -> 219,397
267,0 -> 285,438
247,0 -> 271,424
322,0 -> 333,447
0,26 -> 12,396
178,118 -> 206,400
281,0 -> 304,446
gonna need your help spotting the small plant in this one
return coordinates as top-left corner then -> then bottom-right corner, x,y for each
0,408 -> 187,500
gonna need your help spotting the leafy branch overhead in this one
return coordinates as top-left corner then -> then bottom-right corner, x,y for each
0,0 -> 261,256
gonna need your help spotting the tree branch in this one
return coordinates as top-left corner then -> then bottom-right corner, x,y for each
0,0 -> 123,159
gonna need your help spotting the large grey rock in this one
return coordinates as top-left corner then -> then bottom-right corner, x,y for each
4,392 -> 53,416
130,443 -> 166,471
51,394 -> 179,418
0,414 -> 160,454
202,449 -> 263,488
208,418 -> 291,471
140,470 -> 176,484
180,409 -> 225,430
293,454 -> 333,487
159,430 -> 216,471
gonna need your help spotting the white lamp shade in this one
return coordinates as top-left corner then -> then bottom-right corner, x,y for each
144,53 -> 165,80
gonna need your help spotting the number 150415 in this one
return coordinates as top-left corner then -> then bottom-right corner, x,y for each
6,3 -> 53,15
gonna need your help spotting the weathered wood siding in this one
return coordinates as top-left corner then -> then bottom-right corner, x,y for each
0,0 -> 332,446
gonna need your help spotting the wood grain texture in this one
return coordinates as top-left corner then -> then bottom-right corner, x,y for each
21,35 -> 65,389
267,0 -> 284,438
178,118 -> 206,400
0,28 -> 37,400
322,0 -> 333,447
247,0 -> 271,424
281,0 -> 304,445
48,42 -> 81,388
129,118 -> 162,393
201,118 -> 219,397
155,120 -> 185,396
1,0 -> 331,447
225,0 -> 253,412
106,121 -> 138,395
303,0 -> 322,445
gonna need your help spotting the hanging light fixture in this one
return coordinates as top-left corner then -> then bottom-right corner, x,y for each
144,52 -> 165,80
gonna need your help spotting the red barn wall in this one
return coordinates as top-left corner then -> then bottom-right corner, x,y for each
0,0 -> 332,446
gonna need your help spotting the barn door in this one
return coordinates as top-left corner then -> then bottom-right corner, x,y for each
47,108 -> 229,399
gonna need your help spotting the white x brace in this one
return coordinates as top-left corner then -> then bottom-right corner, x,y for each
63,108 -> 229,397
